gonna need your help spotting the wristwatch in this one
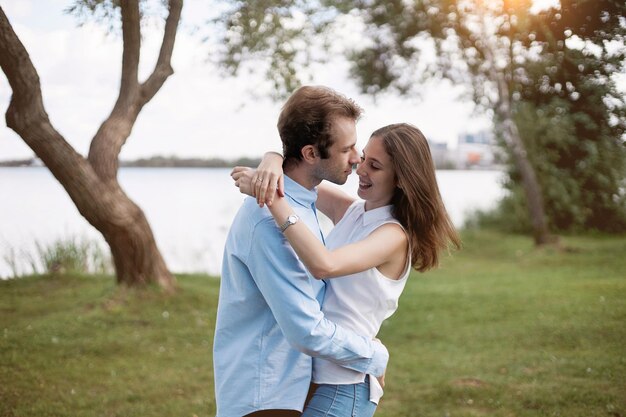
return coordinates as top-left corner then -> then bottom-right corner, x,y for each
280,214 -> 300,232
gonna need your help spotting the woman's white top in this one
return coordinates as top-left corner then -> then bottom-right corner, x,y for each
312,200 -> 410,402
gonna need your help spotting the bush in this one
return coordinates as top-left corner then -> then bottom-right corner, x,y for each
464,191 -> 531,234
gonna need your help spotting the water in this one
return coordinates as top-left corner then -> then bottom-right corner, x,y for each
0,167 -> 506,277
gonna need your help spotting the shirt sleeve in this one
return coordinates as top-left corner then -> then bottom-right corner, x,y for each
245,217 -> 389,377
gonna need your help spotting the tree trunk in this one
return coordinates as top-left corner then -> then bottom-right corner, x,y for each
496,114 -> 553,245
474,28 -> 553,246
492,79 -> 553,245
0,2 -> 182,291
98,188 -> 174,289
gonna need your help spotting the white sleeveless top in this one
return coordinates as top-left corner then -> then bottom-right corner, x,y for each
313,201 -> 410,397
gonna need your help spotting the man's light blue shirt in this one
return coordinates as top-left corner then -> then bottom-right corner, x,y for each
213,175 -> 389,417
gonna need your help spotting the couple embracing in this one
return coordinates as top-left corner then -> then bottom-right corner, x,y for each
213,86 -> 460,417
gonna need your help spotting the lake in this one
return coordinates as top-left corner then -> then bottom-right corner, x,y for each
0,167 -> 506,278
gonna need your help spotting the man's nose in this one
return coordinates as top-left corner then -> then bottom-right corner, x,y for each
349,149 -> 360,165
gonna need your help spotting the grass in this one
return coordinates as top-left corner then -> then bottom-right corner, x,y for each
1,230 -> 625,417
2,237 -> 112,278
0,275 -> 216,417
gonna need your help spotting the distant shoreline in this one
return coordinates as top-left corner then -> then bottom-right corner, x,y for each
0,156 -> 262,169
0,156 -> 504,170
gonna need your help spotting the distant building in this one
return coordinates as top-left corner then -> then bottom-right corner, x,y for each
455,131 -> 497,169
427,140 -> 451,169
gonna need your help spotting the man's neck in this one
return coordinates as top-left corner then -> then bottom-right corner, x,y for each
284,166 -> 320,191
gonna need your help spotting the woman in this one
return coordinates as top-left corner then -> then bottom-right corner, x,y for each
232,123 -> 461,417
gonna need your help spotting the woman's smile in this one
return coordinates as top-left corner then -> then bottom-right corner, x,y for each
358,176 -> 372,191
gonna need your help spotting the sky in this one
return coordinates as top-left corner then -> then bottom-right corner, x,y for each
0,0 -> 561,161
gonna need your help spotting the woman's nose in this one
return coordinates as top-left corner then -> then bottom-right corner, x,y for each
356,163 -> 365,176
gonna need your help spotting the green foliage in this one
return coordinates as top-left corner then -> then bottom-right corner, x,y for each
375,0 -> 626,234
215,0 -> 626,234
66,0 -> 122,30
465,189 -> 532,234
510,99 -> 626,232
211,1 -> 337,99
1,232 -> 625,416
65,0 -> 169,32
505,4 -> 626,233
531,0 -> 626,46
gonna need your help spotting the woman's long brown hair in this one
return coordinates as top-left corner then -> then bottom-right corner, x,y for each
371,123 -> 461,272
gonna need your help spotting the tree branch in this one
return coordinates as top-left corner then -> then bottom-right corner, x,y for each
0,8 -> 91,184
0,6 -> 115,224
140,0 -> 183,105
0,7 -> 41,118
88,0 -> 182,183
119,0 -> 141,105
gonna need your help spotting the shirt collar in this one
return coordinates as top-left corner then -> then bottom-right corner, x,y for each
362,203 -> 394,226
284,175 -> 318,208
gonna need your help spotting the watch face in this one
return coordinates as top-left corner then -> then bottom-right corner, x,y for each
281,214 -> 299,232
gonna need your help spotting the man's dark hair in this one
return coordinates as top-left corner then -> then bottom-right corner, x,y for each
277,86 -> 362,166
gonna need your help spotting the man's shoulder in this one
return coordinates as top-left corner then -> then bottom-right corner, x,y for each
231,198 -> 279,237
225,198 -> 279,260
237,197 -> 273,222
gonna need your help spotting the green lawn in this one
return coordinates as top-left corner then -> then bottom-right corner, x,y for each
1,230 -> 625,417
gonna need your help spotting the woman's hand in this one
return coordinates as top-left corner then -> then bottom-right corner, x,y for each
231,166 -> 256,197
252,152 -> 285,207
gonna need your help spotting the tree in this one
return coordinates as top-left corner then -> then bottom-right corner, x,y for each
0,0 -> 183,291
512,63 -> 626,232
473,0 -> 626,233
214,0 -> 626,242
215,0 -> 555,244
514,0 -> 626,232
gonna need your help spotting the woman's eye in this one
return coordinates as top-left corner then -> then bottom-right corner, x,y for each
360,156 -> 365,162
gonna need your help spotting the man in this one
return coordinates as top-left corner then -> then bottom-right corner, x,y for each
213,86 -> 388,417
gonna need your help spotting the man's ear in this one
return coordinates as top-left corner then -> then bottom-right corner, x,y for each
301,145 -> 319,164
